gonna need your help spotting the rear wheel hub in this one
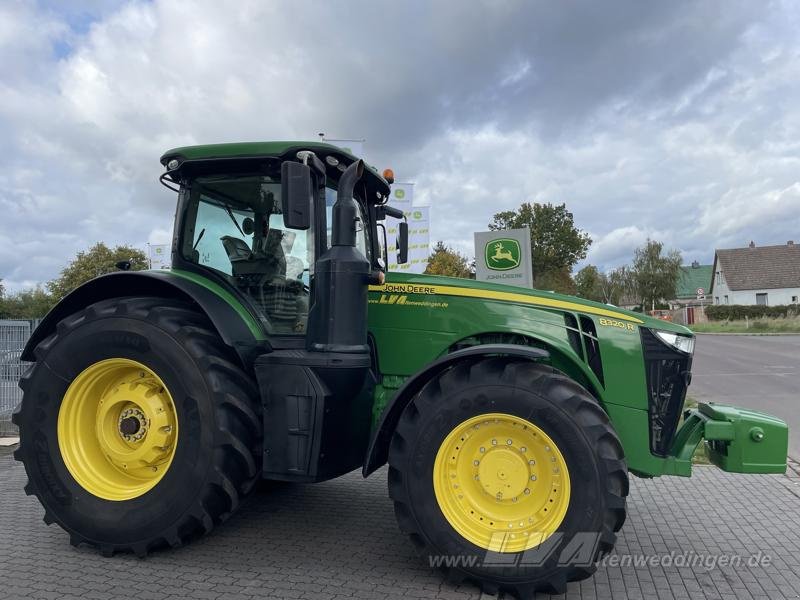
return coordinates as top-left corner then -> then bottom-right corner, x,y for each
57,358 -> 178,501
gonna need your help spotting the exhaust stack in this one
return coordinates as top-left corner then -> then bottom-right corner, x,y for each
306,160 -> 370,354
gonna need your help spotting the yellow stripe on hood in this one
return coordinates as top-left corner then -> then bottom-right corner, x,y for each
368,283 -> 644,324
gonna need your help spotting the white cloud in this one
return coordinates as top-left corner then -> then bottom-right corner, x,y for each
1,0 -> 799,292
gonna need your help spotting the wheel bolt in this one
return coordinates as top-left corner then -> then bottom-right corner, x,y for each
506,439 -> 513,445
520,447 -> 527,453
524,488 -> 530,495
529,459 -> 535,466
473,460 -> 480,466
491,439 -> 497,446
530,475 -> 537,481
480,447 -> 485,453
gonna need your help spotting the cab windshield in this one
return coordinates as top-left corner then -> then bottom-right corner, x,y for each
181,174 -> 370,335
181,174 -> 313,334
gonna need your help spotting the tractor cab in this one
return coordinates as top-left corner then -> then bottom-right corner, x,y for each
156,142 -> 409,482
161,142 -> 406,342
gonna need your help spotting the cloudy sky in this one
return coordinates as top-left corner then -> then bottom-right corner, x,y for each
2,0 -> 799,291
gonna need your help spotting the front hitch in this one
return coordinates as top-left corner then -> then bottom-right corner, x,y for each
664,402 -> 788,476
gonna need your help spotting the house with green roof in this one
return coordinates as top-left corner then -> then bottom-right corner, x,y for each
673,261 -> 713,305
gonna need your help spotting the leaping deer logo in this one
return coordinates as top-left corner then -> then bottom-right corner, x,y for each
490,242 -> 514,264
485,238 -> 521,271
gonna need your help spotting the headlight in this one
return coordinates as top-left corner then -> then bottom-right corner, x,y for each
654,330 -> 695,355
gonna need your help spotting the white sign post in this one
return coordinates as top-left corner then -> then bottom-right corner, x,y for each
473,228 -> 533,288
148,244 -> 171,270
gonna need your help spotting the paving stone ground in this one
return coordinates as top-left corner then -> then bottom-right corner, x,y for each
1,447 -> 798,600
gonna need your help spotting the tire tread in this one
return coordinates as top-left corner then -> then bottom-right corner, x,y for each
14,296 -> 262,556
387,359 -> 628,598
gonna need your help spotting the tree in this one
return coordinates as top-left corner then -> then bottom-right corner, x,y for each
603,266 -> 634,306
574,265 -> 605,302
48,242 -> 149,301
534,267 -> 576,295
630,240 -> 682,311
0,287 -> 55,319
574,264 -> 637,306
424,242 -> 473,279
489,202 -> 591,281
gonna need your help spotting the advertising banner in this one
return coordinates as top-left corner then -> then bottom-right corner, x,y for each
385,184 -> 430,274
473,228 -> 532,288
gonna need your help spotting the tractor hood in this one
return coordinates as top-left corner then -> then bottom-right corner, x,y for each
374,272 -> 692,336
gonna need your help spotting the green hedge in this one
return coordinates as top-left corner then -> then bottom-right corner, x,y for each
705,304 -> 800,321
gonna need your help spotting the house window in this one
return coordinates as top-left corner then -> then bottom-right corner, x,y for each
792,295 -> 798,304
715,271 -> 721,284
714,296 -> 719,304
724,295 -> 729,304
756,293 -> 768,306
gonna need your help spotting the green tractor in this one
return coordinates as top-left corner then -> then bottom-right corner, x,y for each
14,141 -> 788,597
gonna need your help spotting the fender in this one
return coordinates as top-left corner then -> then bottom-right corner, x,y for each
362,343 -> 549,476
22,270 -> 269,364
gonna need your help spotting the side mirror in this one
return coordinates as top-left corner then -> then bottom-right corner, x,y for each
280,161 -> 312,230
398,221 -> 409,264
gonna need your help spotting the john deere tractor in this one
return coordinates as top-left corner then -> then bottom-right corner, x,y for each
14,142 -> 788,597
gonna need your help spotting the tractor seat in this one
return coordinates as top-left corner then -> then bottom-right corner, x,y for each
221,236 -> 253,262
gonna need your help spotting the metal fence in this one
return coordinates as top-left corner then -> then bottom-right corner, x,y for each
0,319 -> 35,436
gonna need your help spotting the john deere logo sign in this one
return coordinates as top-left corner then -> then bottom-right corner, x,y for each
475,228 -> 532,287
485,238 -> 521,271
394,189 -> 405,199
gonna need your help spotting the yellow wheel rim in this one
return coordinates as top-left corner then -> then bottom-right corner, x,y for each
433,413 -> 571,553
57,358 -> 178,501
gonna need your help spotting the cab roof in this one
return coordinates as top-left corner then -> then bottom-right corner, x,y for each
160,141 -> 391,199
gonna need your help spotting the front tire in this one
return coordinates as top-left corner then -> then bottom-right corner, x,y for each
13,296 -> 261,556
387,358 -> 628,598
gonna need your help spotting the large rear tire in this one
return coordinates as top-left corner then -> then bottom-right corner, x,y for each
387,358 -> 628,598
13,296 -> 261,556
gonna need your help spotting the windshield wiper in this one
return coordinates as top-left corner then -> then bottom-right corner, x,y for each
222,203 -> 245,237
193,228 -> 206,250
197,182 -> 246,238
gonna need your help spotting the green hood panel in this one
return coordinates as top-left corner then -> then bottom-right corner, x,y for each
371,272 -> 691,334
